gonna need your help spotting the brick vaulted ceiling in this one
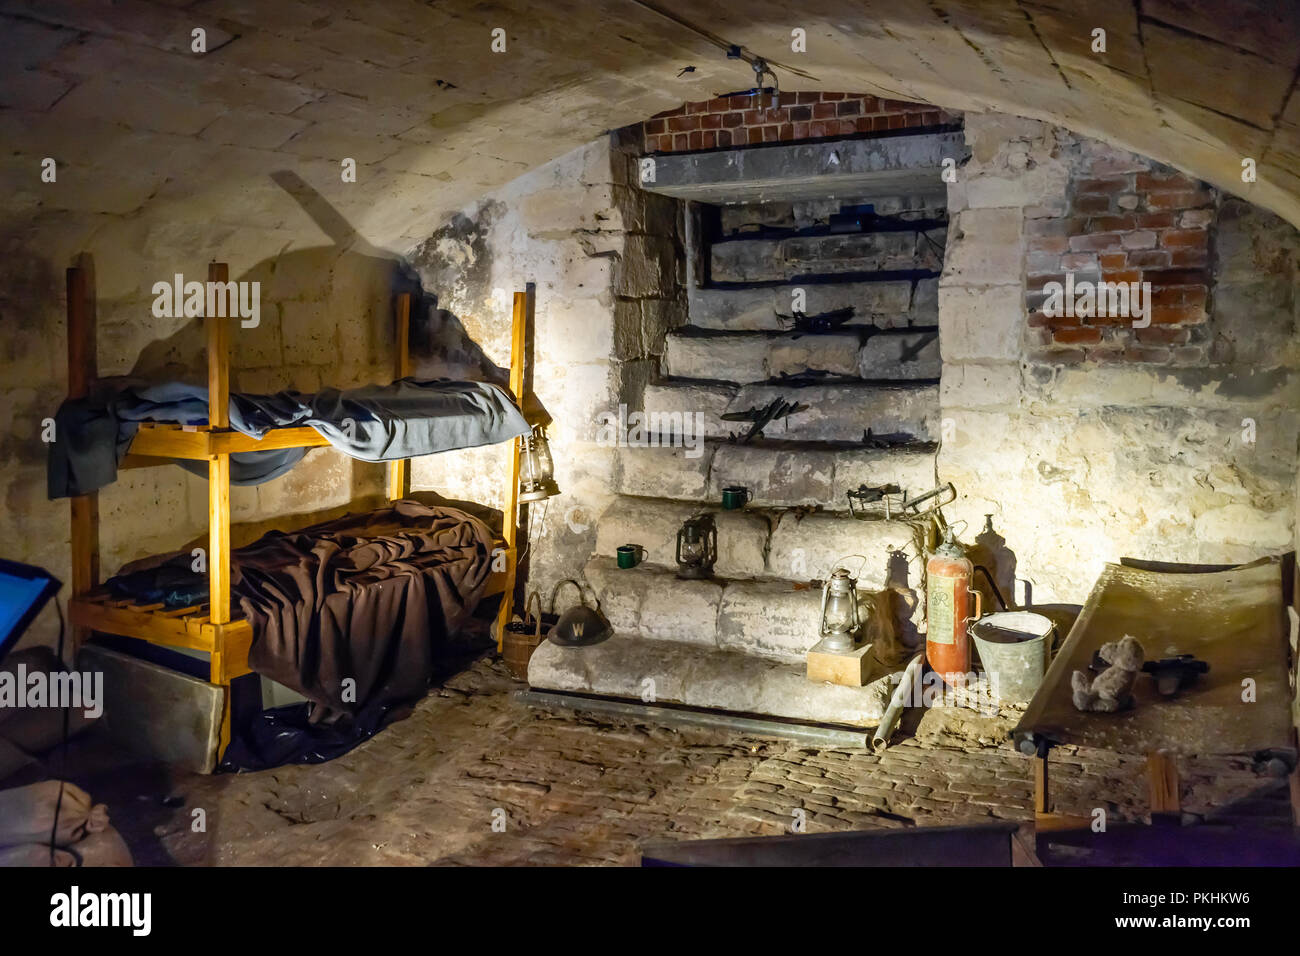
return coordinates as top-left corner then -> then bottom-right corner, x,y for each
2,0 -> 1300,264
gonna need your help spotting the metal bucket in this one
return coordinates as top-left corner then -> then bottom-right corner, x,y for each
969,611 -> 1055,704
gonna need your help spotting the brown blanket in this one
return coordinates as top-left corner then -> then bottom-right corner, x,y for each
233,500 -> 497,721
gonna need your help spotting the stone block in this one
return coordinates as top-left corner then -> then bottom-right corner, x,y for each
727,382 -> 939,444
718,579 -> 822,662
689,281 -> 919,332
832,447 -> 938,508
612,443 -> 713,500
710,239 -> 784,282
941,208 -> 1023,286
859,331 -> 941,379
709,443 -> 835,507
527,634 -> 889,725
783,231 -> 923,274
616,234 -> 677,297
768,512 -> 915,588
940,362 -> 1022,408
663,332 -> 767,382
767,333 -> 859,377
938,284 -> 1024,361
638,576 -> 724,645
593,497 -> 769,578
688,286 -> 781,331
641,382 -> 737,439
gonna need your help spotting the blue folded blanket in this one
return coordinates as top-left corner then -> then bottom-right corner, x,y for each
48,378 -> 530,499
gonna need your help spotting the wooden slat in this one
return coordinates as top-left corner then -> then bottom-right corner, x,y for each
70,598 -> 254,679
1147,751 -> 1181,814
128,423 -> 330,460
208,455 -> 231,625
207,262 -> 230,430
211,427 -> 328,454
206,263 -> 232,632
494,291 -> 528,651
67,265 -> 100,650
387,292 -> 412,501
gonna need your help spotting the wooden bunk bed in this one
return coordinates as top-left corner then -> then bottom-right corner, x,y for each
63,262 -> 528,763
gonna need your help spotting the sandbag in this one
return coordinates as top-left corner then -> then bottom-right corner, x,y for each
0,780 -> 107,848
69,823 -> 133,867
0,843 -> 76,867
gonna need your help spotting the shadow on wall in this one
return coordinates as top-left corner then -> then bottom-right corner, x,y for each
73,171 -> 555,539
122,171 -> 538,415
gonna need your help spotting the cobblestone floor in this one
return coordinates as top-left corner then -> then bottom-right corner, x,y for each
89,658 -> 1280,866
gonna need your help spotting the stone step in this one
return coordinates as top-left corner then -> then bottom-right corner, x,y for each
592,497 -> 769,579
590,499 -> 924,588
610,441 -> 936,510
582,555 -> 915,662
642,379 -> 939,443
710,228 -> 945,283
688,278 -> 938,332
662,329 -> 940,383
527,632 -> 892,728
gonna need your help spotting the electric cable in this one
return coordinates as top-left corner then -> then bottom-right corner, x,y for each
47,596 -> 69,865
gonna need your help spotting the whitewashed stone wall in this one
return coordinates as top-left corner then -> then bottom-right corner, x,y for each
406,137 -> 684,601
939,114 -> 1300,605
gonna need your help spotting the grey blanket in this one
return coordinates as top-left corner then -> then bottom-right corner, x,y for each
48,378 -> 529,498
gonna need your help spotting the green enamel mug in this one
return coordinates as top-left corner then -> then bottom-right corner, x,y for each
616,544 -> 647,569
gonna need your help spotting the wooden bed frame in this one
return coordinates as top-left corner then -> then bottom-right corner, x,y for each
64,262 -> 527,762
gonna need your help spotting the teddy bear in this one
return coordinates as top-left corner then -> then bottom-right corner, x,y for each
1071,635 -> 1145,713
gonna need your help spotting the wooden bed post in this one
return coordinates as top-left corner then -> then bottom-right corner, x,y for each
207,262 -> 233,757
495,291 -> 528,651
386,292 -> 412,500
66,264 -> 99,653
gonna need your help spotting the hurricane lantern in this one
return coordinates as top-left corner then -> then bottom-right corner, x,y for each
518,424 -> 560,503
819,568 -> 861,652
674,515 -> 717,580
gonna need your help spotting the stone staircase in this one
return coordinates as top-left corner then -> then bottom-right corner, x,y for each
530,188 -> 945,728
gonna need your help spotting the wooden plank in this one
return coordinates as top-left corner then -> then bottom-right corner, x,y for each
1033,754 -> 1048,814
1147,751 -> 1181,814
119,453 -> 180,470
128,423 -> 216,460
494,290 -> 528,651
208,454 -> 231,626
1033,812 -> 1094,832
206,262 -> 230,431
387,292 -> 412,501
66,265 -> 99,650
211,427 -> 328,454
70,598 -> 217,651
128,424 -> 331,459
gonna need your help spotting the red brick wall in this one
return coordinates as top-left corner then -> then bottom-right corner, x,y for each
1026,150 -> 1215,365
642,93 -> 954,154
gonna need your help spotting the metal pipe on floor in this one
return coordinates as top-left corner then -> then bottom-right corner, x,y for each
872,652 -> 925,753
516,689 -> 871,748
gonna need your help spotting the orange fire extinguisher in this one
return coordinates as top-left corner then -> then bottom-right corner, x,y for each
925,527 -> 981,688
